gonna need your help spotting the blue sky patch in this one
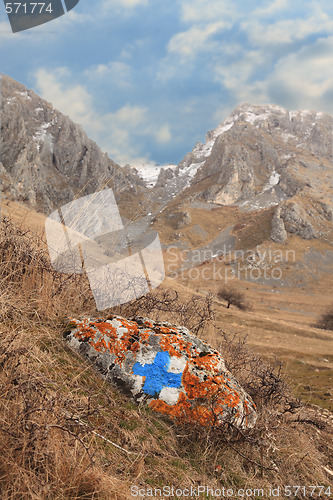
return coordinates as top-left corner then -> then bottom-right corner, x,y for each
1,0 -> 332,165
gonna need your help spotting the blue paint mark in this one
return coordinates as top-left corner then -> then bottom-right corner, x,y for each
133,351 -> 182,397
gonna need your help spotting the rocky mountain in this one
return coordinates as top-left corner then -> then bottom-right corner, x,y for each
0,74 -> 146,215
152,103 -> 333,243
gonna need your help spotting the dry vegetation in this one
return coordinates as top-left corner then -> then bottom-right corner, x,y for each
316,305 -> 333,331
0,217 -> 332,498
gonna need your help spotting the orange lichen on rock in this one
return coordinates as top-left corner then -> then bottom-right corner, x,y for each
190,353 -> 221,373
158,334 -> 193,358
69,317 -> 140,365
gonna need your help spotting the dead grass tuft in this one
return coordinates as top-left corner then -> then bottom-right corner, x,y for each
0,217 -> 96,325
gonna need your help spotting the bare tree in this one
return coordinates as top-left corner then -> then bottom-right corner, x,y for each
217,286 -> 249,310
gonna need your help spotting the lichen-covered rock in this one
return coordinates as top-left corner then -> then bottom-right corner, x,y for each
64,316 -> 257,430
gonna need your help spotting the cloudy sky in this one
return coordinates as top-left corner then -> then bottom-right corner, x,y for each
1,0 -> 333,165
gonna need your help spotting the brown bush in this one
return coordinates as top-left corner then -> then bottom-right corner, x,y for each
0,219 -> 132,498
217,329 -> 296,410
0,217 -> 96,324
113,288 -> 215,336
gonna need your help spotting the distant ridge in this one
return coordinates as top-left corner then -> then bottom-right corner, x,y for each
1,75 -> 332,243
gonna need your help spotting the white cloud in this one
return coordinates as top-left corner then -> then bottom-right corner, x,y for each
34,68 -> 93,123
168,21 -> 228,59
253,0 -> 288,18
265,36 -> 333,111
101,0 -> 148,12
84,61 -> 133,88
214,35 -> 333,114
154,124 -> 172,144
242,12 -> 333,46
114,103 -> 147,126
216,50 -> 256,85
33,67 -> 163,164
180,0 -> 238,24
56,9 -> 93,26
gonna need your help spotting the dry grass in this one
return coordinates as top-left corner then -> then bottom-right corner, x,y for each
153,202 -> 240,247
160,227 -> 333,411
0,216 -> 332,498
153,202 -> 276,250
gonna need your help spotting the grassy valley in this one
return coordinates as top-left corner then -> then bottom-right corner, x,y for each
0,199 -> 332,498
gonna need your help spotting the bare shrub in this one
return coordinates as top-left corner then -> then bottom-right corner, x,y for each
112,289 -> 215,336
217,286 -> 250,310
0,326 -> 132,499
217,329 -> 296,410
316,304 -> 333,331
0,217 -> 96,324
175,398 -> 328,488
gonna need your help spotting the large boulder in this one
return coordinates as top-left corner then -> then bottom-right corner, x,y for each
271,207 -> 287,244
64,316 -> 257,430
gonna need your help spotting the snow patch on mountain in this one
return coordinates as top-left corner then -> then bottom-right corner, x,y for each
32,119 -> 57,153
133,163 -> 177,188
265,171 -> 280,191
180,161 -> 205,185
15,90 -> 31,101
191,119 -> 236,162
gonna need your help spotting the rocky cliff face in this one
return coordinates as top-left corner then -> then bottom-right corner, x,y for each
153,103 -> 333,242
0,75 -> 145,215
155,103 -> 332,203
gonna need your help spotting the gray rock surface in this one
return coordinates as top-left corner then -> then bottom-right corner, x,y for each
271,207 -> 288,244
280,202 -> 316,240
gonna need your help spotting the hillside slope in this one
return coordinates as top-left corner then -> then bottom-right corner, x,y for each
0,214 -> 332,498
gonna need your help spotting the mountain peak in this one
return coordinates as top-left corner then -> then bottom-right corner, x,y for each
1,75 -> 146,215
149,103 -> 332,238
